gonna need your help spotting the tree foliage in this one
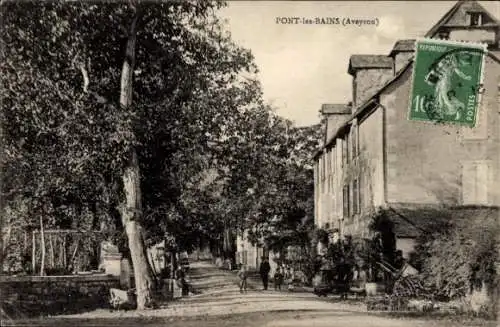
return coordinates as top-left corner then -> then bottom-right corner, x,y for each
1,0 -> 322,278
0,0 -> 263,266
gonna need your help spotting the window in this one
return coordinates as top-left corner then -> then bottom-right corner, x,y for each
359,175 -> 364,210
325,151 -> 330,192
343,185 -> 350,219
461,161 -> 490,205
346,134 -> 350,164
329,149 -> 335,193
320,156 -> 324,193
469,12 -> 482,26
351,124 -> 358,159
352,80 -> 357,108
343,135 -> 350,166
352,179 -> 359,214
438,31 -> 449,40
331,147 -> 336,176
314,162 -> 319,191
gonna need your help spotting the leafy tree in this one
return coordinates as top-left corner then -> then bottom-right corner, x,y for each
244,123 -> 322,253
1,0 -> 265,308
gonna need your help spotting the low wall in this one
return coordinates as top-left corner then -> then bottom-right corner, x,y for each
0,274 -> 120,317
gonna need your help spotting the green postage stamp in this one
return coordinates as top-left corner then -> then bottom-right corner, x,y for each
408,38 -> 487,127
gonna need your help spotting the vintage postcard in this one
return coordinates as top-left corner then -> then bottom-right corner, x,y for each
1,1 -> 499,327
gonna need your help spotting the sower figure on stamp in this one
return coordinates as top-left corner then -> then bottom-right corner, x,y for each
424,51 -> 474,120
259,256 -> 271,290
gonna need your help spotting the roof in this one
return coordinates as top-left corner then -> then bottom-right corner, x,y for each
348,55 -> 393,75
313,58 -> 414,161
425,0 -> 500,38
313,46 -> 500,161
389,39 -> 416,57
387,203 -> 499,238
444,1 -> 500,26
312,1 -> 500,161
320,103 -> 352,115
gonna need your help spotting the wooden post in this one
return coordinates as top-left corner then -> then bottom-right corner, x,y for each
40,216 -> 45,276
49,234 -> 55,269
32,231 -> 36,273
59,235 -> 64,268
163,239 -> 168,274
171,250 -> 176,277
170,250 -> 175,294
23,231 -> 27,254
63,234 -> 67,270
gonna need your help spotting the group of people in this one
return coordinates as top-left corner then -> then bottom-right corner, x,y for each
272,264 -> 296,291
238,256 -> 295,293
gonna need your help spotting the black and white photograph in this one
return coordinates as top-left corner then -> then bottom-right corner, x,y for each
1,0 -> 499,326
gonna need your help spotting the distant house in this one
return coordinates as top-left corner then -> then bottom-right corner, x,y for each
313,0 -> 500,258
236,230 -> 269,271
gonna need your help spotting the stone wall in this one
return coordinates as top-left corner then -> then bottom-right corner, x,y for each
0,274 -> 120,317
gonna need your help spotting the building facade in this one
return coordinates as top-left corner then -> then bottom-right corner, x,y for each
314,0 -> 500,258
236,231 -> 279,275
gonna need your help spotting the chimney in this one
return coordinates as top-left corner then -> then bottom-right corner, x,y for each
389,39 -> 415,75
348,55 -> 393,108
320,103 -> 351,146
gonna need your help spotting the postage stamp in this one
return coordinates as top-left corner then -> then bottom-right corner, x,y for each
408,38 -> 487,127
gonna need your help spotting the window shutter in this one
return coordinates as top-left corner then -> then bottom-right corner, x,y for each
359,175 -> 364,210
461,162 -> 476,204
462,161 -> 490,205
352,121 -> 358,159
343,185 -> 349,219
352,179 -> 359,214
476,162 -> 489,204
330,150 -> 335,194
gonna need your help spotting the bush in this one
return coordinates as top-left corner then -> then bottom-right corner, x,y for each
411,209 -> 499,307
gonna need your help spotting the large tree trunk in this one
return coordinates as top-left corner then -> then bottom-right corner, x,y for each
119,8 -> 156,310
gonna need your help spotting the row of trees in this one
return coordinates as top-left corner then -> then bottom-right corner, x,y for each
0,0 -> 321,309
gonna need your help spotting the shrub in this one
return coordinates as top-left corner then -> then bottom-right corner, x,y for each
412,209 -> 499,309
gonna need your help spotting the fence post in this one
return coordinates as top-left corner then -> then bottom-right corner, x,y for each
32,231 -> 36,273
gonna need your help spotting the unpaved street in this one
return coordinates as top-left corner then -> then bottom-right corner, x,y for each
4,261 -> 495,327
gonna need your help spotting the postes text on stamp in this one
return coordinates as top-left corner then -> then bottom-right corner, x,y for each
408,38 -> 487,127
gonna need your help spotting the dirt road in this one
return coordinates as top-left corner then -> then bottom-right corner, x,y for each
4,261 -> 494,327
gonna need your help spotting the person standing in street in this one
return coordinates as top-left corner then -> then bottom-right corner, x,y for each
175,266 -> 190,296
284,266 -> 294,291
238,264 -> 248,293
259,256 -> 271,290
274,266 -> 284,291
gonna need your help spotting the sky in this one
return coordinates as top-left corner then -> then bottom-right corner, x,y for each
218,1 -> 499,127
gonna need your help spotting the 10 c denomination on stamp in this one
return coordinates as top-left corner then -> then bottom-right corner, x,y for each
408,38 -> 487,127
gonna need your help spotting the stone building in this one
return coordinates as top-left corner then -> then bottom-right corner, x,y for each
236,231 -> 279,275
313,0 -> 500,258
